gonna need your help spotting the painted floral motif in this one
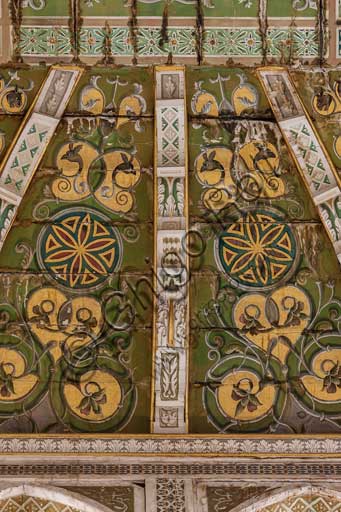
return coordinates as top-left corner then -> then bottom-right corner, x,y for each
37,209 -> 121,289
322,362 -> 341,394
19,27 -> 72,56
231,378 -> 262,416
216,211 -> 297,289
77,382 -> 107,416
204,29 -> 262,56
266,28 -> 318,57
20,26 -> 319,58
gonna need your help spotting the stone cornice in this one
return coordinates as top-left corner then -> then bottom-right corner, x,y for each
0,435 -> 340,456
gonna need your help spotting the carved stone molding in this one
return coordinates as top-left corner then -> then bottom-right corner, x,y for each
0,436 -> 340,456
0,460 -> 341,479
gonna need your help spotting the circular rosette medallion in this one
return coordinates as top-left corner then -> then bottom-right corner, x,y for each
0,334 -> 51,417
204,354 -> 285,432
288,334 -> 341,419
51,355 -> 136,432
37,208 -> 122,290
215,210 -> 298,289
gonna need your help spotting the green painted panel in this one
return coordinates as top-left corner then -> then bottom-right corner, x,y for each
22,0 -> 69,17
267,0 -> 317,17
0,66 -> 153,434
187,66 -> 341,434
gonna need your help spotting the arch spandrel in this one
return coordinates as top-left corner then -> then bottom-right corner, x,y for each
0,485 -> 137,512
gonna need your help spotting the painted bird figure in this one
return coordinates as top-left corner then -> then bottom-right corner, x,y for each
82,98 -> 100,111
199,100 -> 213,115
61,143 -> 84,173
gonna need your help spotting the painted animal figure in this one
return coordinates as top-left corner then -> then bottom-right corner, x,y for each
253,143 -> 277,174
200,151 -> 225,175
61,143 -> 84,172
316,89 -> 333,112
114,153 -> 137,175
7,86 -> 23,109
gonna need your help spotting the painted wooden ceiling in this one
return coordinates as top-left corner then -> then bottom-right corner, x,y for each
0,63 -> 339,434
0,1 -> 340,435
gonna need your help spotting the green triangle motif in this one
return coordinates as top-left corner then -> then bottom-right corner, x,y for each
4,175 -> 12,185
39,130 -> 48,142
10,157 -> 19,169
21,164 -> 30,176
19,140 -> 27,152
30,146 -> 38,158
28,124 -> 37,135
15,180 -> 23,191
306,164 -> 313,175
317,159 -> 325,171
302,125 -> 310,136
313,181 -> 320,190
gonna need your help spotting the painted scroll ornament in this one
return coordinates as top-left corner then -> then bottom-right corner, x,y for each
53,142 -> 141,214
79,75 -> 147,132
204,353 -> 285,432
22,0 -> 46,9
51,353 -> 136,432
191,73 -> 259,118
0,334 -> 50,416
288,335 -> 341,419
194,136 -> 285,212
237,141 -> 285,199
233,285 -> 311,363
194,147 -> 236,211
312,80 -> 341,117
26,287 -> 104,361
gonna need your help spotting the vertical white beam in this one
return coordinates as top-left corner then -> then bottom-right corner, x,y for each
152,66 -> 188,433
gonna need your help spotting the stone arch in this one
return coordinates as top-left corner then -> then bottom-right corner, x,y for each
229,485 -> 341,512
0,484 -> 116,512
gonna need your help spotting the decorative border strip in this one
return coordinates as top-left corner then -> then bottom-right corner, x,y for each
337,28 -> 341,57
0,66 -> 83,252
152,66 -> 188,434
19,27 -> 72,56
1,461 -> 341,477
0,436 -> 340,456
257,67 -> 341,264
18,26 -> 319,58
